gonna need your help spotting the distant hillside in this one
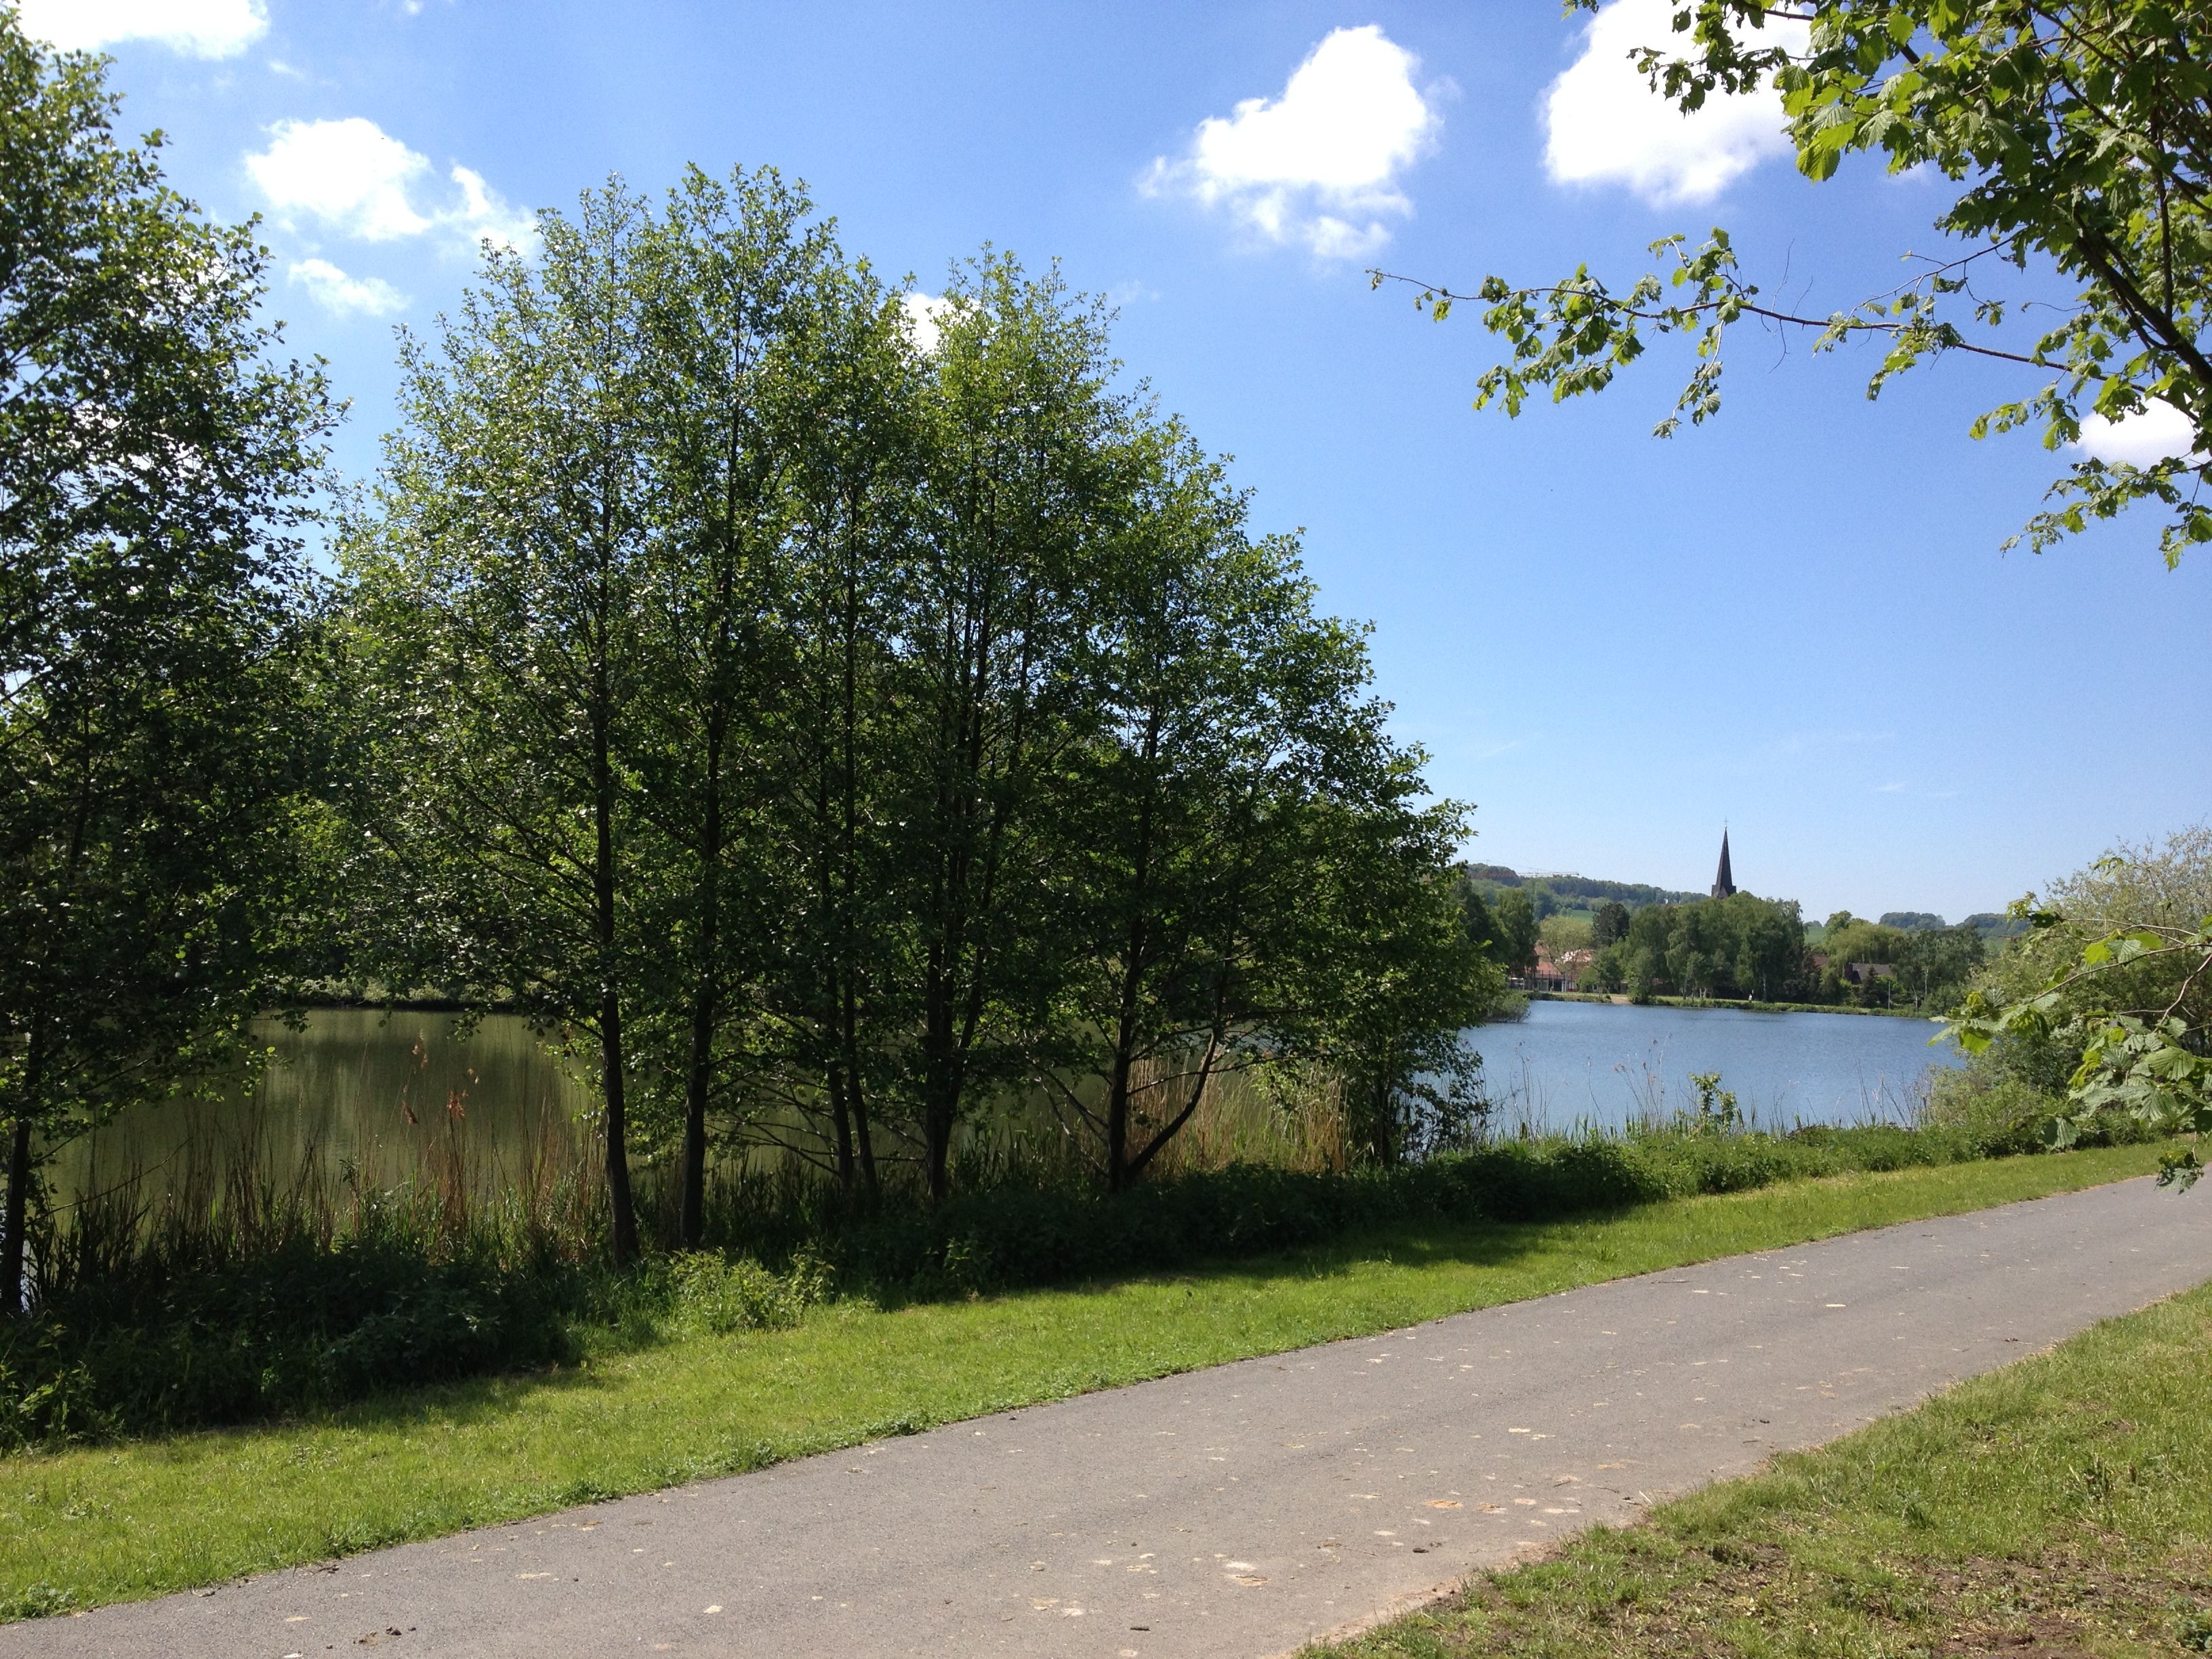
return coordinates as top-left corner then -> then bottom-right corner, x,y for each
1460,864 -> 1700,914
1462,866 -> 2028,939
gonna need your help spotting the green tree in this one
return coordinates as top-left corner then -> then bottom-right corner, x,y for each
1378,0 -> 2212,563
623,165 -> 840,1246
0,20 -> 335,1313
762,260 -> 924,1200
1591,899 -> 1632,948
1950,827 -> 2211,1181
1894,922 -> 1988,1011
346,183 -> 657,1262
1490,888 -> 1541,977
1292,799 -> 1502,1166
881,255 -> 1145,1200
1036,439 -> 1430,1187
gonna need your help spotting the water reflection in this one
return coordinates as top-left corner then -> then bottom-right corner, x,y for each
54,1010 -> 592,1205
1466,998 -> 1964,1134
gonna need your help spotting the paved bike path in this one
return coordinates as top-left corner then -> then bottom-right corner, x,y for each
14,1174 -> 2212,1659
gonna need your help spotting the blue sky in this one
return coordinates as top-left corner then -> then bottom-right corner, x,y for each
24,0 -> 2209,921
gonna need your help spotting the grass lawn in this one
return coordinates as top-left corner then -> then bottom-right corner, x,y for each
0,1141 -> 2170,1622
1311,1222 -> 2212,1659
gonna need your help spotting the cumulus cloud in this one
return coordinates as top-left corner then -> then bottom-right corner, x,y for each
1144,25 -> 1438,260
901,292 -> 948,353
449,165 -> 539,255
288,258 -> 408,318
2076,401 -> 2203,467
14,0 -> 267,58
1544,0 -> 1803,206
245,117 -> 538,253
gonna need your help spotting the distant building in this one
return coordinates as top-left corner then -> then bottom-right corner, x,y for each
1710,829 -> 1737,899
1844,962 -> 1896,986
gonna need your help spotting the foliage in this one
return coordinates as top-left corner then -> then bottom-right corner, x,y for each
0,1094 -> 2135,1448
1947,827 -> 2212,1187
339,178 -> 1494,1233
0,16 -> 337,1311
1610,890 -> 1811,1001
1376,0 -> 2212,563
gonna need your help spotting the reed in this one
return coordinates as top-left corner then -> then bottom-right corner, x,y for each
1,1072 -> 2163,1452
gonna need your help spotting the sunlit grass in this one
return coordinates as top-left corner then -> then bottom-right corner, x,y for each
1314,1202 -> 2212,1658
0,1141 -> 2166,1622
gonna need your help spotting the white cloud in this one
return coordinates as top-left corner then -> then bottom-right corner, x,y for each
245,118 -> 537,253
2076,401 -> 2203,467
901,292 -> 948,354
448,165 -> 537,254
1544,0 -> 1803,206
248,118 -> 432,241
1144,25 -> 1438,260
14,0 -> 267,57
288,258 -> 408,318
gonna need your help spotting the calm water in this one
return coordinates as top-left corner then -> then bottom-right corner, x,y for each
54,1010 -> 594,1204
1467,998 -> 1963,1134
54,998 -> 1965,1205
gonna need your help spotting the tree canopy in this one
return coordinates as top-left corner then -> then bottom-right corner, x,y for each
1378,0 -> 2212,564
0,17 -> 335,1309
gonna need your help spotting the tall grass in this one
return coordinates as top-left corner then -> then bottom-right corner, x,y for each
1,1055 -> 2163,1453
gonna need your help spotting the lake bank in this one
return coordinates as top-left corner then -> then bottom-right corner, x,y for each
1526,989 -> 1931,1018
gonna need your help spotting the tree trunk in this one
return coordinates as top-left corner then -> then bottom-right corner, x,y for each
1,1115 -> 30,1319
594,677 -> 638,1265
680,715 -> 724,1250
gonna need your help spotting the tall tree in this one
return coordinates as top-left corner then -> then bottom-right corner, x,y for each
0,18 -> 334,1312
346,183 -> 655,1262
1490,889 -> 1542,977
887,257 -> 1139,1199
763,262 -> 926,1199
1033,438 -> 1388,1189
1289,794 -> 1502,1166
626,165 -> 838,1246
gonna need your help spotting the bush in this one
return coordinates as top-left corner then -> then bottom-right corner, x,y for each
1,1109 -> 2146,1448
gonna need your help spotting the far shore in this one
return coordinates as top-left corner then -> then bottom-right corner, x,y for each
1526,989 -> 1935,1020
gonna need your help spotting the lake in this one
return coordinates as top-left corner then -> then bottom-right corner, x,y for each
52,997 -> 1965,1207
1467,998 -> 1963,1134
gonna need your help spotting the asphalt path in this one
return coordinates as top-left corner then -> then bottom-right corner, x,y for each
14,1174 -> 2212,1659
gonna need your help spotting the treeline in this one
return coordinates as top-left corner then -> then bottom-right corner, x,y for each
1460,866 -> 1698,916
0,22 -> 1498,1296
1565,894 -> 1986,1009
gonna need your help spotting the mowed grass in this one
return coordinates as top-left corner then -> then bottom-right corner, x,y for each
0,1142 -> 2168,1621
1313,1208 -> 2212,1659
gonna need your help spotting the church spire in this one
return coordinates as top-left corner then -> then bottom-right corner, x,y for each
1711,827 -> 1736,899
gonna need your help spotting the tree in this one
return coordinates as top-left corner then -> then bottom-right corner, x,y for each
1490,889 -> 1542,977
1290,798 -> 1503,1166
0,18 -> 335,1312
760,258 -> 924,1200
1950,825 -> 2211,1182
1033,440 -> 1433,1187
1592,899 -> 1633,948
624,165 -> 840,1246
1893,922 -> 1987,1010
882,256 -> 1144,1200
1376,1 -> 2212,564
346,183 -> 657,1263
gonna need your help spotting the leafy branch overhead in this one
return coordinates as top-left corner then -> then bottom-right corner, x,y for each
1374,0 -> 2212,565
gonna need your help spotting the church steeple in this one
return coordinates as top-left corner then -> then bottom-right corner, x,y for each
1711,828 -> 1736,899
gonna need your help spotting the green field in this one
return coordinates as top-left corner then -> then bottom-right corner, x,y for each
1314,1227 -> 2212,1658
0,1142 -> 2167,1623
